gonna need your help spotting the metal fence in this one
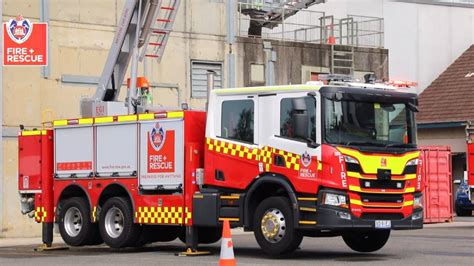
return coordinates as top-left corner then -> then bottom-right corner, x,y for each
237,3 -> 384,48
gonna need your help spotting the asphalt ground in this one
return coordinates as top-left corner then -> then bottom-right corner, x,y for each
0,219 -> 473,265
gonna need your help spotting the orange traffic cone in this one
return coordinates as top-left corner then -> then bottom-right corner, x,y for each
219,219 -> 236,266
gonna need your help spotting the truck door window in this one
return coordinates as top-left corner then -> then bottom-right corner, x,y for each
220,99 -> 254,143
280,96 -> 316,142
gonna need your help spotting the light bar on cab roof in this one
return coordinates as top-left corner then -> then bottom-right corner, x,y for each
387,80 -> 418,88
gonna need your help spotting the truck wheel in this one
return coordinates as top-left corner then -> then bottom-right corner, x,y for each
151,225 -> 179,242
253,196 -> 303,256
99,197 -> 142,248
342,230 -> 390,252
58,197 -> 95,246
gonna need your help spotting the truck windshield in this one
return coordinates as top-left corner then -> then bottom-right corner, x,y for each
323,98 -> 416,147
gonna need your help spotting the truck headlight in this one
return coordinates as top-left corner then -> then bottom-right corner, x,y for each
406,158 -> 418,166
414,194 -> 423,209
324,192 -> 348,208
344,155 -> 359,164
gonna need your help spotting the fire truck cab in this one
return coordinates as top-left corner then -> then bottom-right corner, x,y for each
194,81 -> 423,255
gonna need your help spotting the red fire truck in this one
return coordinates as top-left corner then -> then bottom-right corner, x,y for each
17,0 -> 423,256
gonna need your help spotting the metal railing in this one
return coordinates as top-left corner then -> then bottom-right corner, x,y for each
237,3 -> 385,48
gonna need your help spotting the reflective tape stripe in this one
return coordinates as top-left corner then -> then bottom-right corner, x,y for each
94,116 -> 114,124
299,207 -> 317,212
206,138 -> 305,172
218,217 -> 239,222
298,197 -> 318,201
167,111 -> 184,118
299,220 -> 317,225
19,130 -> 48,136
53,120 -> 68,126
79,118 -> 93,125
92,206 -> 97,222
138,113 -> 155,120
219,238 -> 235,260
135,206 -> 191,224
117,115 -> 137,122
34,206 -> 47,223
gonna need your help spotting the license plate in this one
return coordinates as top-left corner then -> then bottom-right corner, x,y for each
375,220 -> 391,229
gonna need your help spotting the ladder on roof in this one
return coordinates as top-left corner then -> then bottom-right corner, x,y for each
331,44 -> 354,76
80,0 -> 180,117
140,0 -> 180,63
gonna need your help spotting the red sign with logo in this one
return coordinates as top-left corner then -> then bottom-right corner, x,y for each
147,123 -> 175,173
3,16 -> 48,66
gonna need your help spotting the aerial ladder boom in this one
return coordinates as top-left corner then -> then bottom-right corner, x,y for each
80,0 -> 180,117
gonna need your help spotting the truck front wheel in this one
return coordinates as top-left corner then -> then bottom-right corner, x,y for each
342,230 -> 390,252
253,196 -> 303,256
99,197 -> 142,248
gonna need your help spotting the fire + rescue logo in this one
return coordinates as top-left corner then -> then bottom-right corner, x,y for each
6,15 -> 33,44
3,15 -> 48,66
301,151 -> 312,168
149,123 -> 166,151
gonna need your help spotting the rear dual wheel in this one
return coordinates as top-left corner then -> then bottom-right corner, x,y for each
58,197 -> 102,246
99,197 -> 142,248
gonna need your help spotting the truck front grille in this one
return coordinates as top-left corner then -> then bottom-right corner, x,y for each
360,179 -> 405,190
360,213 -> 404,220
360,193 -> 403,203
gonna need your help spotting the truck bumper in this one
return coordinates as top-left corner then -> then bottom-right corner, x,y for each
313,206 -> 423,230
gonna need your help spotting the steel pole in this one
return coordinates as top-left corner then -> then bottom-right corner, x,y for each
128,0 -> 142,114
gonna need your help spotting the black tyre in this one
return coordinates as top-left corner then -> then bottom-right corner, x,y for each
151,225 -> 179,242
135,225 -> 179,246
342,230 -> 390,252
86,225 -> 104,245
455,208 -> 472,217
253,196 -> 303,256
58,197 -> 96,246
99,197 -> 142,248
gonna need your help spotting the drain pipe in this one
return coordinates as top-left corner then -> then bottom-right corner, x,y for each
206,70 -> 216,111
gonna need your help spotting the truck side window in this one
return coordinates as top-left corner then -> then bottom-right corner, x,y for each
280,96 -> 316,142
221,99 -> 254,143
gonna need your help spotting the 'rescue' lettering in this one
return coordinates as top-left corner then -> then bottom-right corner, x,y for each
149,155 -> 174,170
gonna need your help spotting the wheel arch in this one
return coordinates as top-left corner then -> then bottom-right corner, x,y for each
97,183 -> 136,220
57,184 -> 92,221
243,174 -> 299,230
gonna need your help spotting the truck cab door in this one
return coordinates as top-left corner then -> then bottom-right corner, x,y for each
204,94 -> 260,189
258,91 -> 321,194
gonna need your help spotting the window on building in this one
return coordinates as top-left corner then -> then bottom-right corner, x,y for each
191,60 -> 223,98
221,99 -> 254,143
280,96 -> 316,142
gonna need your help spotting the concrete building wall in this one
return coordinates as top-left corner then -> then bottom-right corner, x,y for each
1,0 -> 389,237
238,38 -> 388,86
417,127 -> 466,154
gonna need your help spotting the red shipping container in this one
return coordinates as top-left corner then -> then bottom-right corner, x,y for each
467,143 -> 474,186
419,146 -> 453,223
